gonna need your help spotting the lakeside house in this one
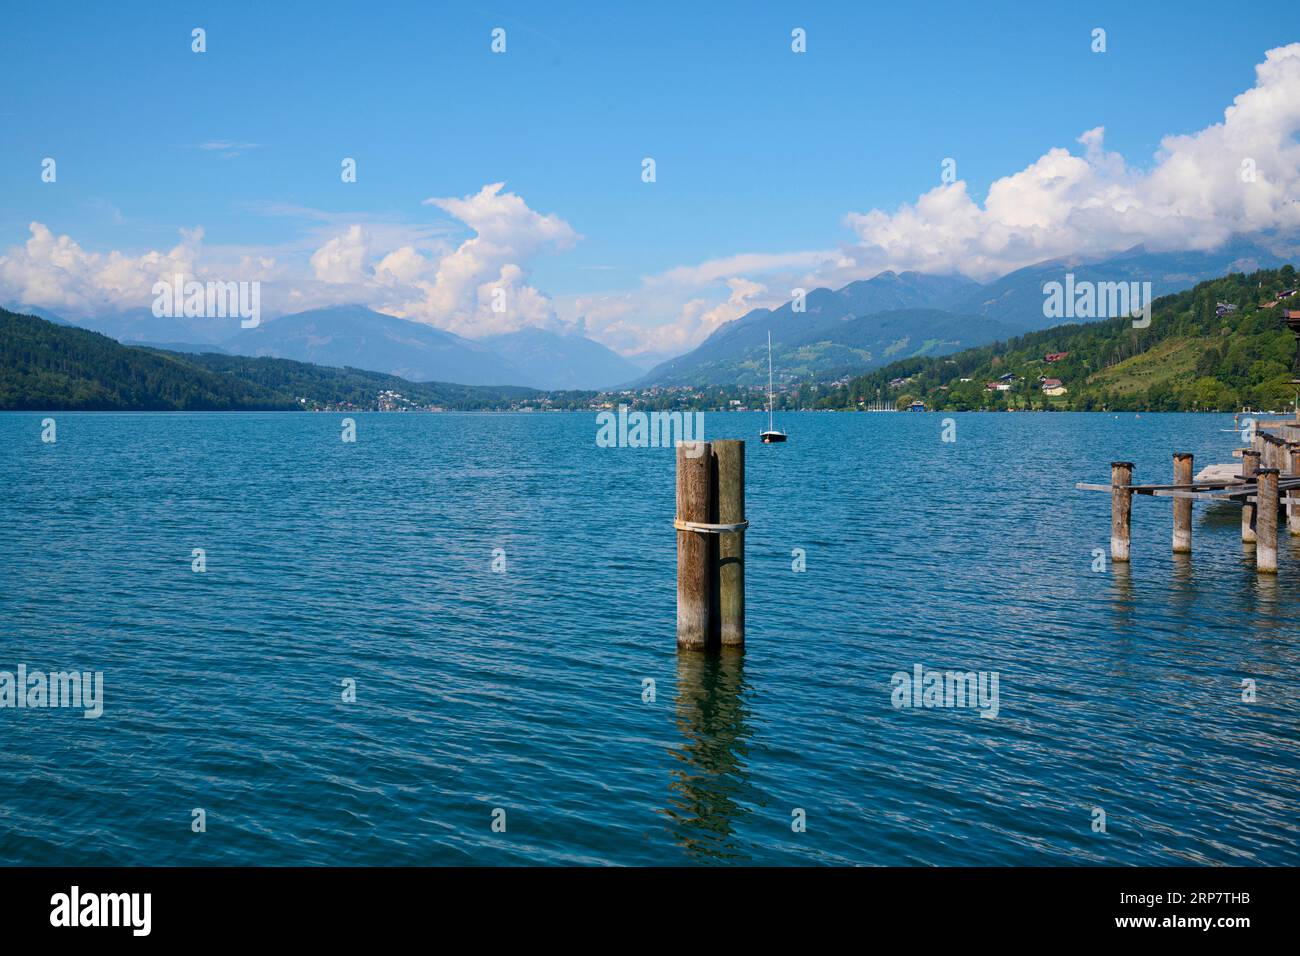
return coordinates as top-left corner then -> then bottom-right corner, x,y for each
908,401 -> 926,412
1044,351 -> 1069,363
1040,377 -> 1067,396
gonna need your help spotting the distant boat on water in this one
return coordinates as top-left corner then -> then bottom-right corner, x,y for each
760,331 -> 787,443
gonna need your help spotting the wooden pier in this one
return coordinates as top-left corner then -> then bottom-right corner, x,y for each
1076,418 -> 1300,574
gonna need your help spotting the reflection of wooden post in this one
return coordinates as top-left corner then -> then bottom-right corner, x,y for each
1242,450 -> 1261,543
1257,468 -> 1279,573
1289,443 -> 1300,536
1172,452 -> 1193,553
670,650 -> 749,858
712,440 -> 745,648
1111,462 -> 1134,562
676,442 -> 712,649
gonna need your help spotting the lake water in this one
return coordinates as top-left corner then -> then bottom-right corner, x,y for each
2,411 -> 1298,865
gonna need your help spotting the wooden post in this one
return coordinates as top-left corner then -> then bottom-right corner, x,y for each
1172,452 -> 1193,553
712,440 -> 745,648
676,441 -> 713,649
1256,468 -> 1279,573
1289,443 -> 1300,536
1266,435 -> 1284,470
1242,449 -> 1261,543
1110,461 -> 1134,562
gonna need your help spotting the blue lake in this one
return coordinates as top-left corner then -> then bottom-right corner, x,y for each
2,410 -> 1298,865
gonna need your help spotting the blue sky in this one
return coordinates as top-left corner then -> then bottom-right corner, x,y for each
2,1 -> 1298,356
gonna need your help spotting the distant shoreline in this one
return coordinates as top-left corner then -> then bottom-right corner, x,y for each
0,407 -> 1255,415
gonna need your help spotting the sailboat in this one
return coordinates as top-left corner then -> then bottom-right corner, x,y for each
760,331 -> 787,443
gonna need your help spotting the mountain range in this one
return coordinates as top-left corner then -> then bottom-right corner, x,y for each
10,236 -> 1295,391
635,237 -> 1296,387
17,304 -> 642,391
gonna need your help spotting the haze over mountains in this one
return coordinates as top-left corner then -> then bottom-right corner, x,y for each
11,236 -> 1294,391
16,304 -> 642,390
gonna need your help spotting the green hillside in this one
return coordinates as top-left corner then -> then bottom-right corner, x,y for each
820,266 -> 1300,412
0,309 -> 536,410
0,309 -> 296,410
174,352 -> 536,408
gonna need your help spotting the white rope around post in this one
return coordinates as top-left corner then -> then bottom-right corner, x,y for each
673,519 -> 749,534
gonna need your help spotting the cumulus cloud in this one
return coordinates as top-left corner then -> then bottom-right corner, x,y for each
654,277 -> 770,355
295,182 -> 579,336
0,222 -> 206,314
310,224 -> 370,284
399,182 -> 578,334
836,42 -> 1300,280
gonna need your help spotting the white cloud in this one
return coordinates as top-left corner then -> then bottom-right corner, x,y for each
398,182 -> 578,334
310,224 -> 370,284
293,182 -> 580,336
193,141 -> 261,158
836,43 -> 1300,280
0,222 -> 204,314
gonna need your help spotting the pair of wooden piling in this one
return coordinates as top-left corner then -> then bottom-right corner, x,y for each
675,440 -> 746,650
1240,443 -> 1288,571
1288,443 -> 1300,537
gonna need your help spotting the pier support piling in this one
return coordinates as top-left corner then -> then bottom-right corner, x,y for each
675,440 -> 747,650
1257,468 -> 1279,574
712,440 -> 745,648
1242,450 -> 1261,543
1265,434 -> 1286,471
676,441 -> 713,649
1172,452 -> 1193,553
1111,461 -> 1134,562
1289,443 -> 1300,536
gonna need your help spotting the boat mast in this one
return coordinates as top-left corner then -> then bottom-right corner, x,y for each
767,331 -> 774,432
